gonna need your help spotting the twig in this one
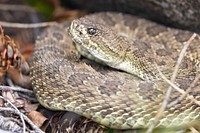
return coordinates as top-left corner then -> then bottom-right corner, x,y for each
0,101 -> 44,133
0,4 -> 36,12
0,21 -> 57,28
0,85 -> 33,94
0,96 -> 26,133
168,73 -> 200,107
190,127 -> 199,133
146,33 -> 197,133
156,73 -> 200,106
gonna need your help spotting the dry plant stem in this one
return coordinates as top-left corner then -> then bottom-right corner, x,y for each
190,127 -> 199,133
0,102 -> 44,133
146,33 -> 197,133
0,21 -> 57,28
168,73 -> 200,107
0,4 -> 36,12
0,96 -> 26,133
0,85 -> 33,94
157,72 -> 200,106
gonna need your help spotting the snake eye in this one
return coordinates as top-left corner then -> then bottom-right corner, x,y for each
87,27 -> 96,35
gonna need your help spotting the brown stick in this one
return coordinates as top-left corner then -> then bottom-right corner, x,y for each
0,21 -> 57,28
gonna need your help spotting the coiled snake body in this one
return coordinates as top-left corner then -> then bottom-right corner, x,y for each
30,12 -> 200,129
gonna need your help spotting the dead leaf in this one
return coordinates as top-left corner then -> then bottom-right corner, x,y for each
2,89 -> 15,103
28,111 -> 48,128
24,101 -> 39,113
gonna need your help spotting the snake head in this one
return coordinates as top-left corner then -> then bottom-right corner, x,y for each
68,15 -> 128,67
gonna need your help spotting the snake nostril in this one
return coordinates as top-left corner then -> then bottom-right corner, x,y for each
79,31 -> 83,35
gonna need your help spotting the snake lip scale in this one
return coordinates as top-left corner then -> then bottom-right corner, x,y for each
30,12 -> 200,129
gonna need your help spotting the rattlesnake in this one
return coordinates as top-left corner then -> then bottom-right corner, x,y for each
30,12 -> 200,129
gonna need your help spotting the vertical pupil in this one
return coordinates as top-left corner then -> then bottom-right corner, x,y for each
87,28 -> 96,35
